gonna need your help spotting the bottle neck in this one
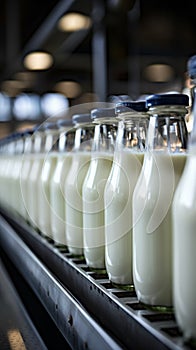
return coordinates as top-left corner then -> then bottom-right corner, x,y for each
33,131 -> 46,153
73,123 -> 95,152
115,116 -> 148,152
92,122 -> 118,153
189,86 -> 196,148
44,129 -> 60,153
58,128 -> 75,152
15,137 -> 24,155
7,140 -> 15,156
147,107 -> 188,152
23,134 -> 33,154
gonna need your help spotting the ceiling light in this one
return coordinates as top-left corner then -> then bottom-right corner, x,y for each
13,93 -> 41,120
143,64 -> 174,82
54,81 -> 82,99
58,13 -> 92,32
41,93 -> 69,118
23,51 -> 53,70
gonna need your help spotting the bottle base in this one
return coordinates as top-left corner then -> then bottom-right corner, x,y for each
68,247 -> 84,257
89,267 -> 107,274
54,243 -> 69,253
140,302 -> 174,313
111,281 -> 135,291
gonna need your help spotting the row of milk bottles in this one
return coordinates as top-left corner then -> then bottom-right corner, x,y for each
0,86 -> 196,341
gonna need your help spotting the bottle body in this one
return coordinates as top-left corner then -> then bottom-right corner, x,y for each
83,151 -> 113,269
50,122 -> 75,246
27,128 -> 46,229
11,153 -> 24,215
172,54 -> 196,339
105,149 -> 144,286
20,152 -> 34,221
65,116 -> 95,256
50,152 -> 73,245
2,133 -> 24,215
28,152 -> 45,228
27,124 -> 59,235
104,102 -> 148,287
38,151 -> 58,238
20,131 -> 35,221
0,136 -> 15,211
133,151 -> 186,306
172,149 -> 196,339
132,94 -> 189,307
82,109 -> 118,270
65,151 -> 92,255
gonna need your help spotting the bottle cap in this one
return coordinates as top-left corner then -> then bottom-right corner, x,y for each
72,113 -> 91,124
57,119 -> 74,128
146,93 -> 189,108
115,101 -> 147,114
44,121 -> 59,130
91,107 -> 116,119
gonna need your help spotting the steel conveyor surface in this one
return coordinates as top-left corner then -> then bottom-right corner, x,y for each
0,256 -> 47,350
0,208 -> 195,350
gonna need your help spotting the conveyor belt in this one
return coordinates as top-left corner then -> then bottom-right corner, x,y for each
0,257 -> 47,350
0,208 -> 195,350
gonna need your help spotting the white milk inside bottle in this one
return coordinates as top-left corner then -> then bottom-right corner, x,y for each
10,131 -> 25,216
0,138 -> 7,208
20,127 -> 36,221
133,93 -> 189,308
38,122 -> 60,239
82,107 -> 117,270
50,119 -> 75,246
172,54 -> 196,340
27,124 -> 47,229
3,133 -> 18,212
0,134 -> 15,210
172,151 -> 196,339
65,113 -> 95,256
19,128 -> 35,220
104,101 -> 148,288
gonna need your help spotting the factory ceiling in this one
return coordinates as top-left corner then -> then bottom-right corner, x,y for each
0,0 -> 196,102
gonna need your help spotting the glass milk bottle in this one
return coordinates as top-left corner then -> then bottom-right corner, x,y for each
4,132 -> 18,213
20,127 -> 38,222
65,113 -> 95,256
0,137 -> 7,208
37,122 -> 61,239
50,119 -> 75,246
17,129 -> 32,218
0,134 -> 15,210
27,124 -> 47,228
3,133 -> 19,212
0,135 -> 10,210
172,57 -> 196,340
82,107 -> 117,271
133,93 -> 189,308
10,131 -> 25,215
104,101 -> 148,289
